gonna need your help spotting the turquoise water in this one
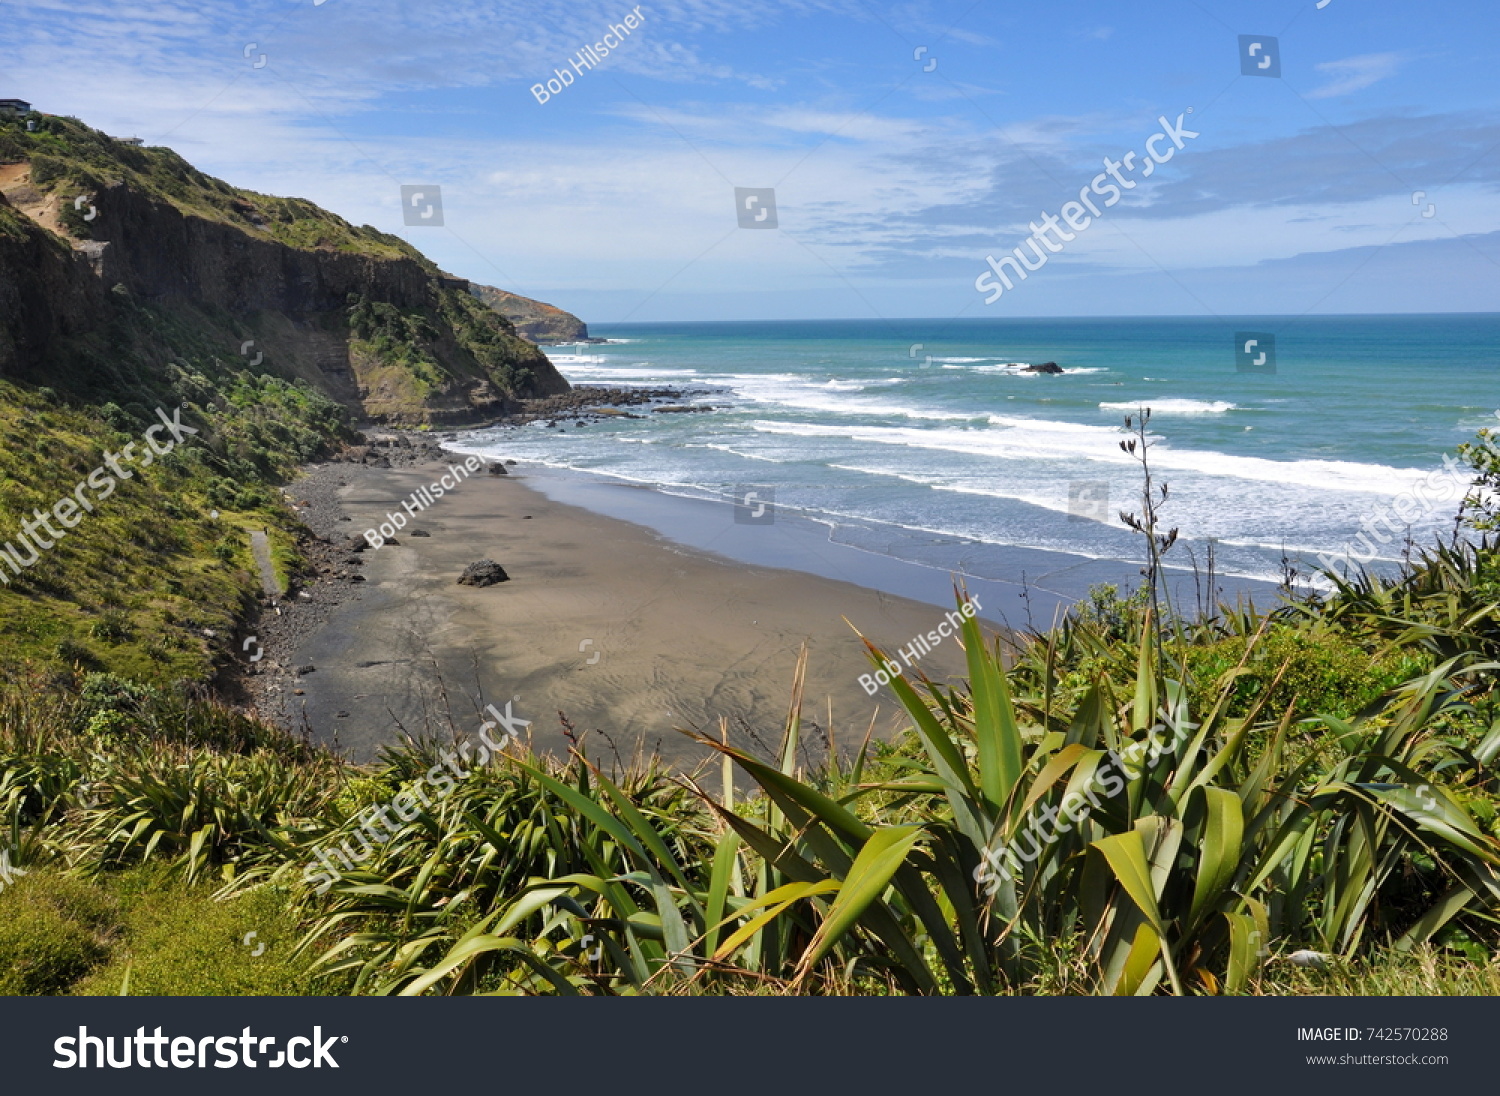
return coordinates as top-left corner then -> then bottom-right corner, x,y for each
459,315 -> 1500,586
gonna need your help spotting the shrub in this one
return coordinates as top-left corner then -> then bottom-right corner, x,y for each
77,672 -> 158,731
1187,626 -> 1425,720
28,153 -> 68,187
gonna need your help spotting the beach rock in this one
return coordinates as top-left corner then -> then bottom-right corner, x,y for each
349,574 -> 366,583
489,463 -> 508,475
457,560 -> 510,587
296,665 -> 316,675
506,460 -> 517,466
409,528 -> 431,537
1024,362 -> 1064,374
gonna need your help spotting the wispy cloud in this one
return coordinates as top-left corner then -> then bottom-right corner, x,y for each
1308,52 -> 1403,99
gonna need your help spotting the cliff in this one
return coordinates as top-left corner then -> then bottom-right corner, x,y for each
0,114 -> 570,425
471,284 -> 589,343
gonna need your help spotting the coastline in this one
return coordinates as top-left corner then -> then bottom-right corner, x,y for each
244,427 -> 1286,768
248,451 -> 981,769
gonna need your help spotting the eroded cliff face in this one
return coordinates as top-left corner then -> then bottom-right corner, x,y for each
0,188 -> 105,375
0,117 -> 570,425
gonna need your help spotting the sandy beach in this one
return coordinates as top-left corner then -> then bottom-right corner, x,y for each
253,454 -> 981,771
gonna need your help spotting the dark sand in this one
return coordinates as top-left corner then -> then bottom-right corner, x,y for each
262,459 -> 982,770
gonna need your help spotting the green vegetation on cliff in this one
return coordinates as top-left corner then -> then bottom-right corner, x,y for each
8,115 -> 411,259
0,111 -> 582,683
0,112 -> 569,427
470,284 -> 589,344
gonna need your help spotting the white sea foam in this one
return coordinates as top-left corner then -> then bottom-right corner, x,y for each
1098,399 -> 1235,415
751,418 -> 1426,496
555,363 -> 701,380
939,362 -> 1108,376
715,373 -> 974,421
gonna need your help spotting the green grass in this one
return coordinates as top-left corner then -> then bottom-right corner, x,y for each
1258,946 -> 1500,996
71,869 -> 317,996
0,867 -> 317,996
0,872 -> 115,994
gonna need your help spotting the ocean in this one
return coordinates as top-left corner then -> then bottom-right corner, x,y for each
455,315 -> 1500,598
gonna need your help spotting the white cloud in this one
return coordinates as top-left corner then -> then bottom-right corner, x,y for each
1308,52 -> 1403,99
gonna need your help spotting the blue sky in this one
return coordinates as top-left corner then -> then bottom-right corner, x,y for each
8,0 -> 1500,322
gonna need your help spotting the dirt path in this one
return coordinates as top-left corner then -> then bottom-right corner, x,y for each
249,529 -> 281,598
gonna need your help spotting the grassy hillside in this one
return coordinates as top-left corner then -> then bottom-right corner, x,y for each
0,373 -> 344,684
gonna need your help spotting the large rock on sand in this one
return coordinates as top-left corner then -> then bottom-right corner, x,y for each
457,560 -> 510,587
